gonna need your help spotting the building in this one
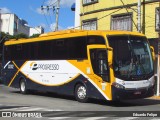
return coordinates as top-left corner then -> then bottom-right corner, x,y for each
79,0 -> 159,40
75,0 -> 81,29
29,26 -> 44,36
0,13 -> 30,36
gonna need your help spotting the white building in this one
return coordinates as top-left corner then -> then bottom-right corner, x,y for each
73,0 -> 80,29
75,0 -> 80,29
0,13 -> 29,36
29,26 -> 44,36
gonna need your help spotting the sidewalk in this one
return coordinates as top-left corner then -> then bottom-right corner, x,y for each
150,96 -> 160,100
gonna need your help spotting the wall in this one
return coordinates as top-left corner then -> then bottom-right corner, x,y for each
0,13 -> 30,36
30,26 -> 44,36
80,0 -> 159,39
1,14 -> 14,35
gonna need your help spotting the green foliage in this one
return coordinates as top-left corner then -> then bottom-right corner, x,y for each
29,34 -> 40,38
0,32 -> 40,41
12,33 -> 28,39
0,32 -> 28,41
0,32 -> 6,39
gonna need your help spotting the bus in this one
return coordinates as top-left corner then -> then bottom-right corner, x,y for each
1,30 -> 155,102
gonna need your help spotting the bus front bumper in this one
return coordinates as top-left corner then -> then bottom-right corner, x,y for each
112,85 -> 155,101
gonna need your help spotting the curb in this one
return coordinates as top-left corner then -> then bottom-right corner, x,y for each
149,96 -> 160,100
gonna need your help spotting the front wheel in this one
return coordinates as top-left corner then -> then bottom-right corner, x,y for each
75,84 -> 88,103
20,79 -> 28,94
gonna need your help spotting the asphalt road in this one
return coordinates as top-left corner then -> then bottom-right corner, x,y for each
0,84 -> 160,120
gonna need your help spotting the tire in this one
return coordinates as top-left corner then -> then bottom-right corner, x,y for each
75,84 -> 88,103
20,79 -> 28,94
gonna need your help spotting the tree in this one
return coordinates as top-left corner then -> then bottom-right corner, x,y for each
29,34 -> 40,38
0,32 -> 10,43
0,32 -> 28,41
13,33 -> 28,39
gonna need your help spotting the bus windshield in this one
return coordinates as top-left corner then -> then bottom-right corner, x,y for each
108,35 -> 154,80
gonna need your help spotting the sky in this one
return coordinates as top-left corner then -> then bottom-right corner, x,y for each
0,0 -> 75,32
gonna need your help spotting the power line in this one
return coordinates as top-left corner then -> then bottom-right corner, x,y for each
129,7 -> 154,19
41,0 -> 53,31
48,0 -> 58,7
97,8 -> 123,21
42,0 -> 46,6
119,0 -> 138,31
128,6 -> 155,32
42,10 -> 52,31
47,0 -> 52,6
48,9 -> 54,25
72,8 -> 123,30
41,0 -> 60,31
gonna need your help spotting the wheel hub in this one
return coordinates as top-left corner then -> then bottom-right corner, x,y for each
77,86 -> 86,99
21,82 -> 25,92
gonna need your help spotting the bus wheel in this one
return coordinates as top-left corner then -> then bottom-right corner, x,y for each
20,79 -> 28,94
75,84 -> 88,103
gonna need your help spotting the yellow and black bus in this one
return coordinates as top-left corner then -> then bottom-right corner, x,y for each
2,30 -> 155,102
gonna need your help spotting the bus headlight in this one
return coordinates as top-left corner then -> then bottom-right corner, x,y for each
149,79 -> 155,87
112,82 -> 125,89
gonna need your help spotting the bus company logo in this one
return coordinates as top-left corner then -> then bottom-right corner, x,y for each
30,62 -> 59,71
8,64 -> 14,69
30,62 -> 38,70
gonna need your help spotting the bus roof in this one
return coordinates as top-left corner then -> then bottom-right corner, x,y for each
4,30 -> 145,46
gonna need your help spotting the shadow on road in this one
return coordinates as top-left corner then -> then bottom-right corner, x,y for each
11,89 -> 160,107
89,98 -> 160,107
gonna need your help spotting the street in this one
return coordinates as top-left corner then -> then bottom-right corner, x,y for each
0,84 -> 160,120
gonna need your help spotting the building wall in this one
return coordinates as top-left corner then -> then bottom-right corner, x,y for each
29,26 -> 44,36
1,14 -> 14,35
80,0 -> 159,39
0,13 -> 29,36
75,0 -> 81,28
17,19 -> 29,36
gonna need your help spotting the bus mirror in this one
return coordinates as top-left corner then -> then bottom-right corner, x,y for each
107,47 -> 113,66
150,46 -> 155,61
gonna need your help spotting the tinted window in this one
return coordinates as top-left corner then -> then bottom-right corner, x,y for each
87,36 -> 105,45
67,37 -> 87,59
38,41 -> 52,60
3,36 -> 105,61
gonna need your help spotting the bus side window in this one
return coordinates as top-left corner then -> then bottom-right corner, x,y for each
97,51 -> 108,74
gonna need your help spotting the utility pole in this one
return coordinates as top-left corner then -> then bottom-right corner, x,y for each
137,0 -> 141,33
55,0 -> 60,31
142,0 -> 145,34
41,0 -> 60,31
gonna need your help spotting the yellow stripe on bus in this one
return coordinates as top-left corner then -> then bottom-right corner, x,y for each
8,61 -> 28,87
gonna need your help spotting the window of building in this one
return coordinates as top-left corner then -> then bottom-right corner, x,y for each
111,13 -> 132,31
156,7 -> 160,31
82,19 -> 97,30
14,21 -> 18,32
83,0 -> 98,5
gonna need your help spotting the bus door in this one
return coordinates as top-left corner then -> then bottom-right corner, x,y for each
87,45 -> 112,99
88,45 -> 110,83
